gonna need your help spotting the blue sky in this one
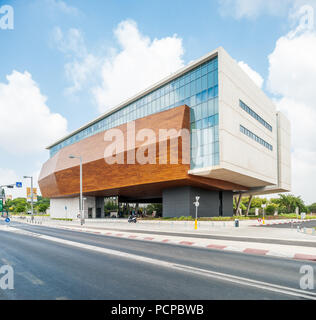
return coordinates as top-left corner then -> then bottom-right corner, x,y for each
0,0 -> 288,127
0,0 -> 316,204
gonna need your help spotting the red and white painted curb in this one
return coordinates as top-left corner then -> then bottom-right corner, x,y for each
50,224 -> 316,262
252,219 -> 314,227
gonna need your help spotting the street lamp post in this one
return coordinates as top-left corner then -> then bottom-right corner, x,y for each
69,155 -> 84,225
23,176 -> 34,222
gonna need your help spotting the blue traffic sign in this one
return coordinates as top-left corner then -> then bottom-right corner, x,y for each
16,182 -> 22,188
5,218 -> 10,223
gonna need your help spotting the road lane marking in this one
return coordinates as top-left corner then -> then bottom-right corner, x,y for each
18,271 -> 44,286
2,225 -> 316,300
1,258 -> 15,266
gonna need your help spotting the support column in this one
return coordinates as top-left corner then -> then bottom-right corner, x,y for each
235,193 -> 242,216
245,195 -> 253,216
163,186 -> 233,217
95,197 -> 105,219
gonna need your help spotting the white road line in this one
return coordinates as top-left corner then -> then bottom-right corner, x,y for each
2,225 -> 316,299
18,271 -> 44,286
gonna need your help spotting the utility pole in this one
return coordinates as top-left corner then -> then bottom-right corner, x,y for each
23,176 -> 34,222
69,155 -> 84,225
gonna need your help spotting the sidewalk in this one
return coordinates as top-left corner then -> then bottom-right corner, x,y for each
11,216 -> 316,262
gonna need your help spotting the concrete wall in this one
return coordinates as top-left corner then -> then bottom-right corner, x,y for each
277,111 -> 291,191
218,47 -> 278,186
189,47 -> 291,193
163,187 -> 191,217
50,196 -> 102,219
162,186 -> 233,217
83,196 -> 96,219
50,197 -> 80,219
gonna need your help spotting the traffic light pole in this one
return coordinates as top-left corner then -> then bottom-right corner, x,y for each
0,184 -> 14,217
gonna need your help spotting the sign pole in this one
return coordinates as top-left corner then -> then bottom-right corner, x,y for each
193,196 -> 200,230
31,176 -> 34,223
261,203 -> 266,225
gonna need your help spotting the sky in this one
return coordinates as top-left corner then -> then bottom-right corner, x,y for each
0,0 -> 315,204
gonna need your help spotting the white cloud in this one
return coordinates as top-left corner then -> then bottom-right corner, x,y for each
56,20 -> 184,112
0,70 -> 68,153
291,149 -> 316,204
0,168 -> 18,187
53,27 -> 100,94
53,27 -> 87,57
268,32 -> 316,105
267,5 -> 316,204
238,61 -> 264,88
218,0 -> 292,19
275,97 -> 316,153
93,20 -> 184,113
46,0 -> 79,16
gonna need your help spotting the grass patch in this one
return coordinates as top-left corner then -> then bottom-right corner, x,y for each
8,213 -> 50,217
139,213 -> 316,221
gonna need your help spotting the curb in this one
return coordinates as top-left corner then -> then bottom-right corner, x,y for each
12,219 -> 316,262
252,219 -> 314,227
51,224 -> 316,262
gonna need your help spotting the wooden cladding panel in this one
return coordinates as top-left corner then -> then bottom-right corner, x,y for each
39,105 -> 247,198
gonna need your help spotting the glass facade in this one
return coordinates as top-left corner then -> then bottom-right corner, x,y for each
49,56 -> 219,169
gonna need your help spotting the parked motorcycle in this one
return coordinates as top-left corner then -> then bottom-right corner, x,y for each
128,215 -> 137,223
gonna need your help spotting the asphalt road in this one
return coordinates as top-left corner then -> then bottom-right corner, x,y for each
0,219 -> 315,300
65,225 -> 316,247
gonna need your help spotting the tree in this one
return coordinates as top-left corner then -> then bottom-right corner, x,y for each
37,203 -> 49,213
146,203 -> 162,217
34,197 -> 50,213
308,203 -> 316,213
278,194 -> 306,213
250,197 -> 267,209
265,203 -> 278,215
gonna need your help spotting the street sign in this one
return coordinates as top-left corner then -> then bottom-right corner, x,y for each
16,182 -> 22,188
0,199 -> 3,211
5,217 -> 10,223
27,187 -> 37,202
